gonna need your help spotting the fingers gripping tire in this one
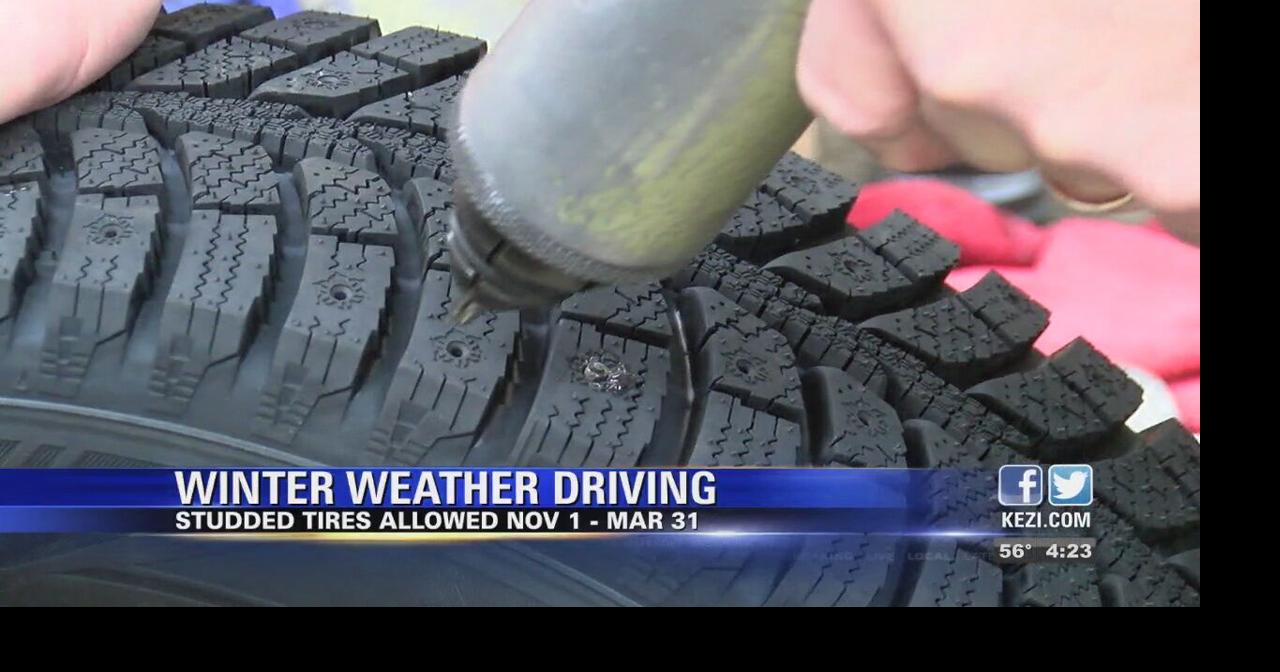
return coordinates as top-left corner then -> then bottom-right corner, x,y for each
0,5 -> 1199,606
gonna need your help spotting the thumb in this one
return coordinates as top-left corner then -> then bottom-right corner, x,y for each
0,0 -> 162,124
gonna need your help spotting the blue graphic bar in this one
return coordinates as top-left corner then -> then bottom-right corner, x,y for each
0,468 -> 934,508
0,468 -> 993,535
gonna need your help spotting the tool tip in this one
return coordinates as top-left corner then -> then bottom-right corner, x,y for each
451,291 -> 484,325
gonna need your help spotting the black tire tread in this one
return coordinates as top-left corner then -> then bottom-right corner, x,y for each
131,36 -> 302,99
513,319 -> 671,468
0,123 -> 47,186
349,27 -> 484,88
238,10 -> 380,64
764,210 -> 959,320
71,128 -> 166,200
368,269 -> 518,466
150,210 -> 278,413
176,131 -> 281,214
348,75 -> 466,140
254,235 -> 393,442
249,52 -> 414,118
152,2 -> 275,50
293,157 -> 397,245
0,183 -> 43,323
40,195 -> 163,396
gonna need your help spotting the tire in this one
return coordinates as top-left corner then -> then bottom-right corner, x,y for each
0,5 -> 1199,606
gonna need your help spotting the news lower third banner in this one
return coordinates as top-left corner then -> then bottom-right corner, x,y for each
0,468 -> 991,536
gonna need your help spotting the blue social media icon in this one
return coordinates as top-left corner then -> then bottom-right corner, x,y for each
1048,464 -> 1093,506
998,465 -> 1043,506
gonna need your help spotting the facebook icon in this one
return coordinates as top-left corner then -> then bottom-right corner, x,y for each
998,465 -> 1044,506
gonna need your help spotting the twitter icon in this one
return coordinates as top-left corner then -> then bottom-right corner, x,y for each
1048,465 -> 1093,506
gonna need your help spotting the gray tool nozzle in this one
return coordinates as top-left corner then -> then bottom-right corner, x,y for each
447,0 -> 814,322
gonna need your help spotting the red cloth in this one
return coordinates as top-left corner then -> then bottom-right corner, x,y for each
847,179 -> 1201,431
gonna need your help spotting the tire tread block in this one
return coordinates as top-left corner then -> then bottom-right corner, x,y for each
239,11 -> 380,63
153,2 -> 275,50
764,211 -> 959,320
671,246 -> 822,329
837,332 -> 1032,451
350,27 -> 484,88
1094,507 -> 1199,606
347,75 -> 464,140
860,272 -> 1049,385
674,253 -> 1035,454
293,157 -> 398,245
902,419 -> 1027,543
671,248 -> 842,359
560,284 -> 672,346
903,418 -> 973,468
715,191 -> 810,263
689,391 -> 801,467
1051,338 -> 1145,426
679,286 -> 805,421
250,51 -> 413,118
32,93 -> 149,138
124,91 -> 306,145
354,124 -> 452,186
775,307 -> 1036,456
919,455 -> 1011,533
806,367 -> 906,467
765,236 -> 911,318
95,36 -> 188,91
177,131 -> 281,214
1094,419 -> 1200,537
71,128 -> 165,199
369,270 -> 518,465
859,210 -> 961,282
1007,562 -> 1104,607
907,541 -> 1003,607
255,236 -> 393,441
405,176 -> 451,272
0,183 -> 43,322
760,152 -> 858,228
514,320 -> 669,468
128,91 -> 374,169
967,338 -> 1142,454
130,37 -> 301,99
150,211 -> 278,410
256,118 -> 376,169
0,123 -> 46,186
41,195 -> 162,395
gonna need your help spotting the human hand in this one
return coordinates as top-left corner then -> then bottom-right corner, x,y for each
797,0 -> 1200,240
0,1 -> 162,125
